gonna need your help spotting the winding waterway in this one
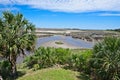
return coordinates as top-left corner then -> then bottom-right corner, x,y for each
36,35 -> 94,49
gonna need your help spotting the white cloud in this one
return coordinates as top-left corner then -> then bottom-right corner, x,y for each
0,0 -> 120,13
0,0 -> 11,5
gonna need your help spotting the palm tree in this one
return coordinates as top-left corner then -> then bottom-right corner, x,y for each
91,37 -> 120,80
0,11 -> 36,77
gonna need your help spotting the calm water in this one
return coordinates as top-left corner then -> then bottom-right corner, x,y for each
36,35 -> 94,49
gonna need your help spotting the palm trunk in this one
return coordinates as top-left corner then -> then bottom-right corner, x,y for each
9,53 -> 17,78
11,60 -> 17,77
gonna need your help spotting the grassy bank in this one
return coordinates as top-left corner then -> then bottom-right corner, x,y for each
17,68 -> 81,80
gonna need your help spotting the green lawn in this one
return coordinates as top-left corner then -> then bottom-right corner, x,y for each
17,68 -> 80,80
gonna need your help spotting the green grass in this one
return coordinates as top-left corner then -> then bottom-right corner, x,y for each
17,68 -> 80,80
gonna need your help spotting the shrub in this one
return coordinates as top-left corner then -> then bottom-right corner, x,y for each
24,56 -> 38,69
24,47 -> 71,69
33,64 -> 40,71
24,47 -> 93,75
0,60 -> 11,79
90,37 -> 120,80
55,48 -> 71,64
67,50 -> 92,72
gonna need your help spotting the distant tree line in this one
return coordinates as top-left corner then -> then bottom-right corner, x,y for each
107,28 -> 120,32
114,28 -> 120,32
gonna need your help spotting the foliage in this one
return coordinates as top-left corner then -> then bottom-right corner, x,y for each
0,60 -> 11,79
24,47 -> 93,77
0,11 -> 36,77
33,64 -> 40,71
67,50 -> 92,72
24,47 -> 71,69
90,37 -> 120,80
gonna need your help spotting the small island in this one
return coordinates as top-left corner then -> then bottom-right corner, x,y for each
55,41 -> 64,45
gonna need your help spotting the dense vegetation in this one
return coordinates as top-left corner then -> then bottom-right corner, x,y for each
24,47 -> 71,69
24,47 -> 92,71
90,37 -> 120,80
0,11 -> 36,79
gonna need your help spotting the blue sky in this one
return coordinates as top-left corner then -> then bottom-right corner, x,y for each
0,0 -> 120,29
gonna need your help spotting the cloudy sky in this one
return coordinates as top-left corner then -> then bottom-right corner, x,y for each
0,0 -> 120,29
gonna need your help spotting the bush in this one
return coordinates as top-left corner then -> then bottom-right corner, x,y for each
90,37 -> 120,80
55,48 -> 71,64
24,47 -> 93,76
0,60 -> 11,79
24,56 -> 38,69
67,50 -> 92,72
33,64 -> 40,71
24,47 -> 71,69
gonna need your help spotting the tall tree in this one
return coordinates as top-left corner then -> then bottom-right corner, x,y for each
0,11 -> 36,77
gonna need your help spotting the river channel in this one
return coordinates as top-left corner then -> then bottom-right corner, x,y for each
36,35 -> 94,49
